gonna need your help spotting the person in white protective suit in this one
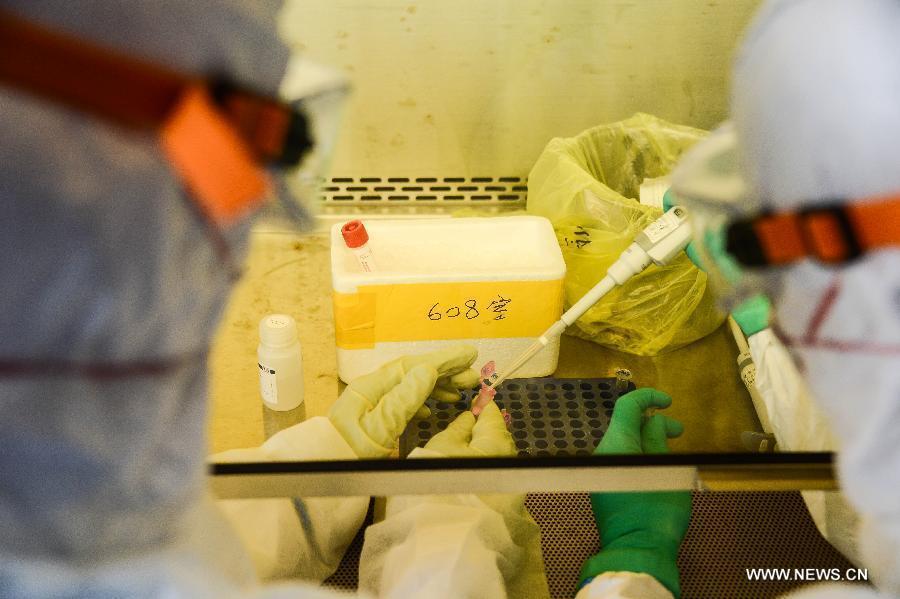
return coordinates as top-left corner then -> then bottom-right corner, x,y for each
0,1 -> 559,598
611,0 -> 899,597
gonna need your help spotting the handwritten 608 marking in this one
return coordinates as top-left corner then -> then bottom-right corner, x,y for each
428,295 -> 512,322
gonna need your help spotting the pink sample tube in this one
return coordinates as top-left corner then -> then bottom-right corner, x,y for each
472,361 -> 497,417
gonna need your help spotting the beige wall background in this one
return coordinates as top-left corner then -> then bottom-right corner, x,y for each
279,0 -> 762,180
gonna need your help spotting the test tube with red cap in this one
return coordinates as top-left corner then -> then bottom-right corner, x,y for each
341,219 -> 377,272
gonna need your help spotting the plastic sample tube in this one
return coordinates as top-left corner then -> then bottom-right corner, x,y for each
341,219 -> 377,272
472,360 -> 498,416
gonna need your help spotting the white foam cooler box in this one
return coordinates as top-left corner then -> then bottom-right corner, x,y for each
330,216 -> 567,383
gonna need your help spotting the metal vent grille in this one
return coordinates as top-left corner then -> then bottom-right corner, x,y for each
319,176 -> 528,205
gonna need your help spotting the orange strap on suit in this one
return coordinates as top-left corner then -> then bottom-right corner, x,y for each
726,195 -> 900,267
0,9 -> 312,224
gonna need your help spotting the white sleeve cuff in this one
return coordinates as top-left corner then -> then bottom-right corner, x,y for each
576,572 -> 674,599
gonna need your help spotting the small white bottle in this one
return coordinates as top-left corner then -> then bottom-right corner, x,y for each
257,314 -> 304,411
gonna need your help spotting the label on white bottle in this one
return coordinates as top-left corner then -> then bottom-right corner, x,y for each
258,362 -> 277,406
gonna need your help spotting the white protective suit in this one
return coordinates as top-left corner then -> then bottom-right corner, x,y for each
734,1 -> 900,594
664,1 -> 900,598
8,1 -> 896,598
214,417 -> 550,599
748,329 -> 862,565
583,2 -> 900,597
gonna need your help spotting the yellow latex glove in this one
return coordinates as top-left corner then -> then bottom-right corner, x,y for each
424,402 -> 515,457
329,345 -> 480,458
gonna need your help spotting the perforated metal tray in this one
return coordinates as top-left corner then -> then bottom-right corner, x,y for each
400,377 -> 636,457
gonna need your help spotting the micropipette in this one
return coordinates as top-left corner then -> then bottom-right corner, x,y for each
487,206 -> 693,388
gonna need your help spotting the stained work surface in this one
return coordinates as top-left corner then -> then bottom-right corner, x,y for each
208,228 -> 759,454
324,492 -> 863,599
555,327 -> 761,453
208,230 -> 338,453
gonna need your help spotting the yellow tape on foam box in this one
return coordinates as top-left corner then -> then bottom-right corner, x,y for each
334,279 -> 564,349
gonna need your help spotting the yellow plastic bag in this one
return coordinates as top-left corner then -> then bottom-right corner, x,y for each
526,113 -> 724,355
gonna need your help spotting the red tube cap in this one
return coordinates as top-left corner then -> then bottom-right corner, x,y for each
341,220 -> 369,248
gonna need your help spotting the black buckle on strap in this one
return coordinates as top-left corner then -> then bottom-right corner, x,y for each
725,216 -> 769,267
209,78 -> 313,168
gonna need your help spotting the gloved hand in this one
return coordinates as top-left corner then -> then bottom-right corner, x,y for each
579,388 -> 692,598
730,293 -> 771,337
423,401 -> 515,457
329,345 -> 480,458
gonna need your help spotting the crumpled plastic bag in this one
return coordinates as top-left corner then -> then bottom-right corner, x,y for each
526,113 -> 724,355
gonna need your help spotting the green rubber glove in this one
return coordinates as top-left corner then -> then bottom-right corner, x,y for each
664,189 -> 739,279
423,401 -> 515,457
329,345 -> 480,458
730,293 -> 772,337
579,388 -> 692,598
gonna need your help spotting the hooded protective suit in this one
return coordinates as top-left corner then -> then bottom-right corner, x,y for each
0,0 -> 285,577
0,1 -> 317,595
733,1 -> 900,595
581,0 -> 900,597
650,1 -> 900,598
